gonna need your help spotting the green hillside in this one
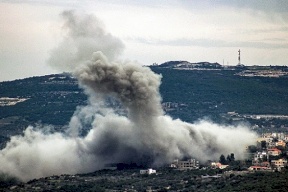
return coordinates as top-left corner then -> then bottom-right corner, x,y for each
0,67 -> 288,142
0,74 -> 86,142
152,67 -> 288,122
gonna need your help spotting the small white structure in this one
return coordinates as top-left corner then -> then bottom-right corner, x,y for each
253,151 -> 268,161
211,162 -> 229,169
140,168 -> 156,175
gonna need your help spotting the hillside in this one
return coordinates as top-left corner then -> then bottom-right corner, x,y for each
0,66 -> 288,144
1,167 -> 288,191
0,74 -> 86,146
153,67 -> 288,119
1,66 -> 288,191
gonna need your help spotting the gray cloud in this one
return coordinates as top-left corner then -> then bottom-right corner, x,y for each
4,0 -> 288,15
213,0 -> 288,22
222,0 -> 288,13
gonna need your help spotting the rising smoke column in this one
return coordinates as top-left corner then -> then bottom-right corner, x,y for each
48,10 -> 124,71
0,11 -> 257,181
72,51 -> 257,166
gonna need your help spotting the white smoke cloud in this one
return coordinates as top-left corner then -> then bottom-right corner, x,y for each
0,11 -> 258,181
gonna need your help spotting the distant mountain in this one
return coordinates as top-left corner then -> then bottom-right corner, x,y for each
158,60 -> 222,69
158,60 -> 190,67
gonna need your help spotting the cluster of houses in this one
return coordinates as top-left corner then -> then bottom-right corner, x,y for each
178,133 -> 287,172
209,132 -> 288,172
249,132 -> 288,171
236,69 -> 288,78
139,132 -> 287,175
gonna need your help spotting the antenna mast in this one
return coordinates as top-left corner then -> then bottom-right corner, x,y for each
238,49 -> 241,65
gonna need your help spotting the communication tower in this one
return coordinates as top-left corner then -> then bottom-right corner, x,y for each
238,49 -> 241,65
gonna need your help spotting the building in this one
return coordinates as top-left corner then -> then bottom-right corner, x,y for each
265,138 -> 276,148
267,148 -> 282,156
252,160 -> 270,168
271,158 -> 287,170
276,140 -> 286,148
140,168 -> 156,175
248,166 -> 270,171
253,151 -> 268,161
211,162 -> 229,169
284,135 -> 288,142
171,159 -> 199,170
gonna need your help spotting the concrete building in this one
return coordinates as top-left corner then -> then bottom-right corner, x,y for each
271,158 -> 287,170
276,140 -> 286,148
252,160 -> 270,168
248,166 -> 271,171
171,159 -> 199,170
253,151 -> 268,161
267,148 -> 282,156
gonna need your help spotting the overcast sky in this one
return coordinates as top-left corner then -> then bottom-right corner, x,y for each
1,0 -> 288,82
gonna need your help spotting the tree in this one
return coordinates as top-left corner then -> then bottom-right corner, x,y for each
227,155 -> 231,163
230,153 -> 235,161
219,154 -> 227,165
226,153 -> 235,165
261,141 -> 267,149
248,145 -> 257,153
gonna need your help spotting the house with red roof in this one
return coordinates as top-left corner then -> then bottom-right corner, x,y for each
248,166 -> 271,171
267,148 -> 282,156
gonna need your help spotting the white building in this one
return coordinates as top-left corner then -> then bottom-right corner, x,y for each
140,168 -> 156,175
271,158 -> 287,170
253,151 -> 268,161
211,162 -> 229,169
